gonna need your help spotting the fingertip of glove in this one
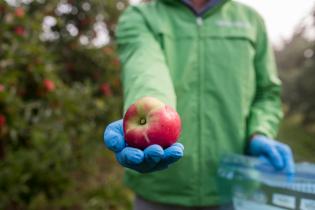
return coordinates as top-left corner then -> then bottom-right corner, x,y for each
119,147 -> 144,165
273,158 -> 285,171
104,121 -> 125,152
144,145 -> 164,156
104,131 -> 125,152
165,147 -> 184,159
172,142 -> 184,151
172,149 -> 184,158
143,145 -> 164,164
284,160 -> 295,175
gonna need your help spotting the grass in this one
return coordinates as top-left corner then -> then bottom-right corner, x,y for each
278,115 -> 315,162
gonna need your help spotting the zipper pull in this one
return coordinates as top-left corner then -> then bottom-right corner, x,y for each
196,17 -> 203,26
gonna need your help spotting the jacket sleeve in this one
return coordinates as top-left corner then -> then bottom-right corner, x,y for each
116,6 -> 176,113
246,18 -> 283,139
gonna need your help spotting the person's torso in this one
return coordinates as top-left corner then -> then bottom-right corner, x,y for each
124,0 -> 264,206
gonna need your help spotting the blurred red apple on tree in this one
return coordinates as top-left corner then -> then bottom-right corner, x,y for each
123,96 -> 181,150
100,83 -> 112,96
0,115 -> 6,127
0,84 -> 4,93
14,26 -> 26,36
43,79 -> 55,92
15,7 -> 25,17
112,58 -> 120,67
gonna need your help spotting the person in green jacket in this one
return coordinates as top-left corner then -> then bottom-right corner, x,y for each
104,0 -> 295,209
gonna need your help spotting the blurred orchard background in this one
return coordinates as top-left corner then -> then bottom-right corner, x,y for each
0,0 -> 314,209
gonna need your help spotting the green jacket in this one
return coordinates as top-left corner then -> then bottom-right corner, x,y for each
116,0 -> 283,206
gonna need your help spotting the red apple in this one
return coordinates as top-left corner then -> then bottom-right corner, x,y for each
43,79 -> 55,92
123,96 -> 181,150
100,83 -> 112,96
103,47 -> 113,55
0,115 -> 6,127
15,7 -> 25,18
14,26 -> 26,36
112,58 -> 120,67
0,84 -> 4,93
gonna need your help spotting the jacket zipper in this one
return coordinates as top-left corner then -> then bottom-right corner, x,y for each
197,16 -> 203,205
196,17 -> 203,26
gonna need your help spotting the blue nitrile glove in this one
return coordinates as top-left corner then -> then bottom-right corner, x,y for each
248,135 -> 295,174
104,119 -> 184,173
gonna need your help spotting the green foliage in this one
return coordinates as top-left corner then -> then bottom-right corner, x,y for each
276,7 -> 315,126
278,115 -> 315,162
0,0 -> 131,209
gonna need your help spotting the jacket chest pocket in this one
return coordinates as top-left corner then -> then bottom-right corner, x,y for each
202,28 -> 257,108
156,28 -> 200,93
203,26 -> 256,65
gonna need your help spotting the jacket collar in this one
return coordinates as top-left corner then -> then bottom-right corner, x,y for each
159,0 -> 230,5
159,0 -> 231,17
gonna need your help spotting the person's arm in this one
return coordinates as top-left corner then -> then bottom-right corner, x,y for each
103,6 -> 183,173
246,17 -> 294,174
116,6 -> 176,112
246,18 -> 282,138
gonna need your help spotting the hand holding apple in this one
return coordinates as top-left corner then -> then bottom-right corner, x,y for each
103,97 -> 183,173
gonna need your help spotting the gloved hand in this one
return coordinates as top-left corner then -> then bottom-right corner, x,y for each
104,119 -> 184,173
248,135 -> 295,174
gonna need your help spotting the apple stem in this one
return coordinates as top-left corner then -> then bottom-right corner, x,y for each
139,118 -> 146,125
